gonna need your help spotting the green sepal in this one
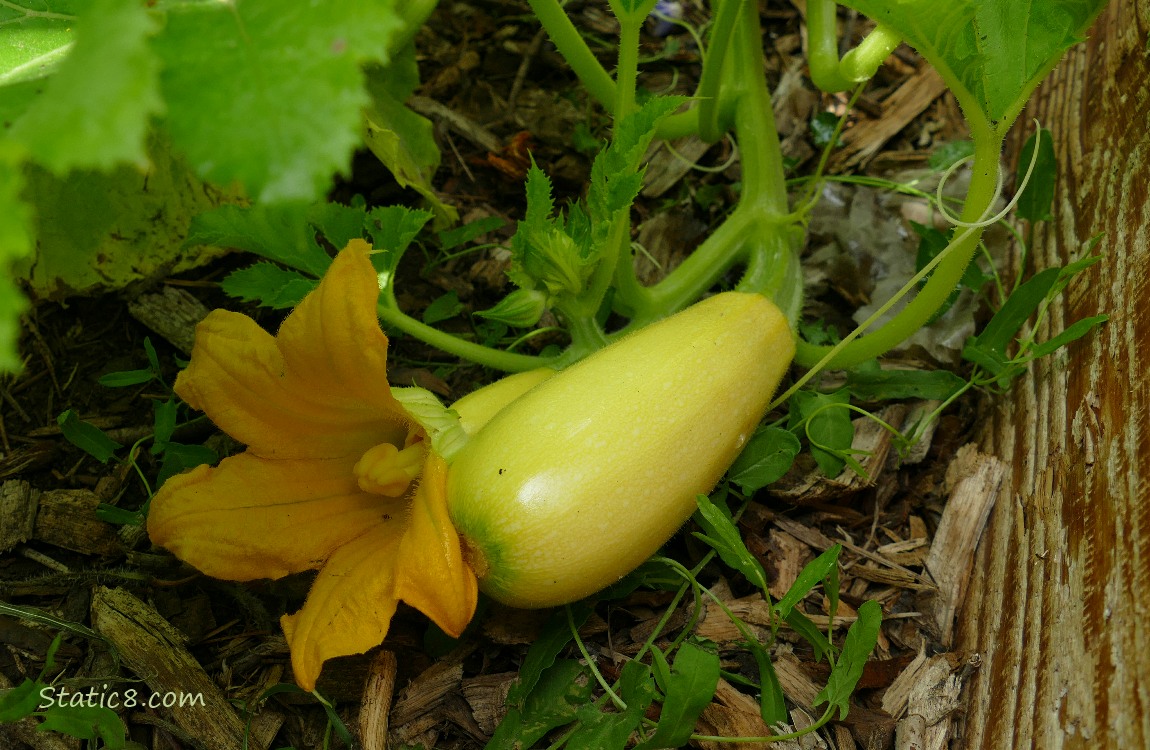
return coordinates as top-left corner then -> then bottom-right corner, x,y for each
390,386 -> 469,462
478,288 -> 549,328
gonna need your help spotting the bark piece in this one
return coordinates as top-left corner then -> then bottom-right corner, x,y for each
358,650 -> 397,750
923,444 -> 1006,646
127,285 -> 212,355
830,63 -> 948,171
696,678 -> 775,750
90,586 -> 262,750
461,672 -> 516,736
33,489 -> 123,557
0,479 -> 39,553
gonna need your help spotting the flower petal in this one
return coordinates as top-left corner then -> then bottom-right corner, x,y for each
281,522 -> 405,691
393,453 -> 478,637
147,452 -> 402,581
175,240 -> 410,460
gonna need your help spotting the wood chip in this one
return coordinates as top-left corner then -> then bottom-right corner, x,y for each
922,444 -> 1006,645
641,137 -> 713,198
772,646 -> 821,709
831,64 -> 949,171
892,653 -> 969,750
34,489 -> 123,558
390,660 -> 464,728
767,528 -> 812,602
0,479 -> 39,553
127,286 -> 212,355
90,586 -> 262,750
358,650 -> 398,750
461,672 -> 516,736
695,678 -> 775,750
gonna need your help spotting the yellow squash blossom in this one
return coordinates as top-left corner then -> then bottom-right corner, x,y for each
147,240 -> 478,691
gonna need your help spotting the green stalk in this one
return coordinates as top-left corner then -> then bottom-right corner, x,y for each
526,0 -> 617,111
792,127 -> 1003,369
694,0 -> 743,143
613,12 -> 643,117
808,0 -> 900,92
376,302 -> 553,372
807,0 -> 855,92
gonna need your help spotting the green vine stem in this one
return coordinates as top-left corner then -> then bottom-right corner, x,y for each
375,301 -> 555,372
792,126 -> 1003,369
807,0 -> 900,93
526,0 -> 617,110
694,0 -> 743,143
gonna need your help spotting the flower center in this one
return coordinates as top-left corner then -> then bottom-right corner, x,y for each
353,440 -> 427,496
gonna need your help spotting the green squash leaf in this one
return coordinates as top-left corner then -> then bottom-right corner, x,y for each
839,0 -> 1108,133
9,0 -> 161,174
157,0 -> 407,202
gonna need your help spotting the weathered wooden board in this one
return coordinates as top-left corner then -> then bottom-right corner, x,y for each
956,1 -> 1150,748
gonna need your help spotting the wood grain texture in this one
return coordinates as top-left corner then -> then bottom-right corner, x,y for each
955,1 -> 1150,748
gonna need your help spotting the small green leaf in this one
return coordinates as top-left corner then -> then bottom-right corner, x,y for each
506,605 -> 592,708
791,390 -> 854,477
422,291 -> 463,324
810,111 -> 844,149
1028,314 -> 1107,359
97,368 -> 154,388
566,661 -> 656,750
363,50 -> 457,226
749,640 -> 787,726
156,443 -> 218,488
39,704 -> 128,749
57,410 -> 121,463
438,216 -> 506,251
489,659 -> 592,750
692,495 -> 768,591
844,367 -> 968,401
962,265 -> 1062,375
814,600 -> 882,720
785,609 -> 834,663
95,504 -> 144,527
221,263 -> 319,309
151,398 -> 178,453
774,545 -> 841,619
142,337 -> 160,374
0,677 -> 46,722
1015,128 -> 1057,223
634,642 -> 719,750
729,426 -> 801,492
929,140 -> 975,171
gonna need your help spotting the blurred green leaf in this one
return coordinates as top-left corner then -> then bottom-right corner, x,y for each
422,291 -> 463,324
9,0 -> 160,174
157,0 -> 406,202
